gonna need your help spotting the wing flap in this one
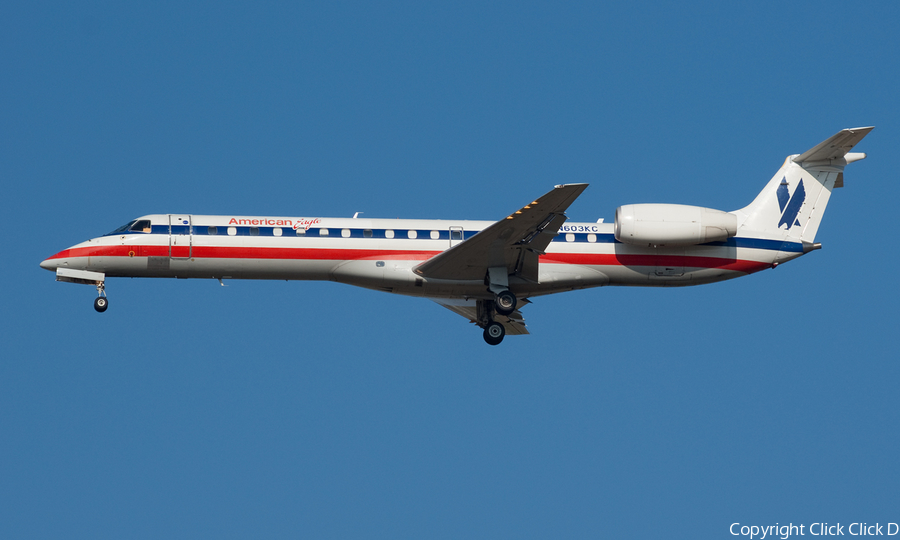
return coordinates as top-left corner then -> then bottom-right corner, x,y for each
433,298 -> 529,335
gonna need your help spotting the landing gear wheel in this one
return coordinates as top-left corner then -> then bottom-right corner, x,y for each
94,296 -> 108,313
494,290 -> 517,315
483,321 -> 505,346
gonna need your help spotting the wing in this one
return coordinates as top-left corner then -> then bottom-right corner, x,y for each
414,183 -> 588,282
433,298 -> 530,335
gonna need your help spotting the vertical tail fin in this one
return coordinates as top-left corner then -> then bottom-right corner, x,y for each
735,127 -> 873,242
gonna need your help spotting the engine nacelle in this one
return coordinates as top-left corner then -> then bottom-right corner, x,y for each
615,204 -> 737,247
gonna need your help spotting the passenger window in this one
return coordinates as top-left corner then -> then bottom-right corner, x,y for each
273,227 -> 282,237
385,230 -> 394,239
430,231 -> 439,239
342,229 -> 351,238
319,229 -> 329,236
250,227 -> 260,236
364,229 -> 373,238
408,230 -> 417,239
227,227 -> 236,236
296,228 -> 306,235
208,226 -> 218,235
566,233 -> 575,242
587,233 -> 596,243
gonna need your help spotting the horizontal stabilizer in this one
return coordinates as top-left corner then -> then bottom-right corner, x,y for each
793,126 -> 874,164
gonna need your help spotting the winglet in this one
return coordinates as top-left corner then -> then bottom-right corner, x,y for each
793,126 -> 874,164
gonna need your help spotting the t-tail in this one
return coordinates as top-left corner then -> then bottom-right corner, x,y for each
735,127 -> 873,244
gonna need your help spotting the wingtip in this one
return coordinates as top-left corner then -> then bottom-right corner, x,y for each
554,183 -> 589,189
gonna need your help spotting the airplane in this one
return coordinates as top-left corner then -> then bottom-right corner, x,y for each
41,127 -> 872,345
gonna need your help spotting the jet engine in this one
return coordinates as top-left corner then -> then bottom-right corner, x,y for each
614,204 -> 737,247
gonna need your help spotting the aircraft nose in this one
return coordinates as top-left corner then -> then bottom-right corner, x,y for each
40,249 -> 69,271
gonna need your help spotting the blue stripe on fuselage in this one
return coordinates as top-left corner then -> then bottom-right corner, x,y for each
105,225 -> 803,252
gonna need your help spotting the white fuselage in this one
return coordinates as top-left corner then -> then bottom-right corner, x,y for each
41,213 -> 803,300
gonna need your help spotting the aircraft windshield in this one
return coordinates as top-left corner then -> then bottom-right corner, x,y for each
108,220 -> 137,235
130,220 -> 152,233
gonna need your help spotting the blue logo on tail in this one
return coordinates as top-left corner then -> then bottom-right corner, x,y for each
776,178 -> 805,230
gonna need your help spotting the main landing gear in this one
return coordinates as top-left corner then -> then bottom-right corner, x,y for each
480,266 -> 518,345
479,289 -> 518,346
94,281 -> 108,313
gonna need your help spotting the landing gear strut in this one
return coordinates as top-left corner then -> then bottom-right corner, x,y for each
94,281 -> 108,313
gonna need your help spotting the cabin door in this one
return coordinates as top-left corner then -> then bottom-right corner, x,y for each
168,215 -> 193,259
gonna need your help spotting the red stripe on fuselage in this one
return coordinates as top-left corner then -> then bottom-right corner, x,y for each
48,245 -> 443,261
542,253 -> 770,274
51,244 -> 770,273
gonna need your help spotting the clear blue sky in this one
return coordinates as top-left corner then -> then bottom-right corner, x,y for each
3,2 -> 898,538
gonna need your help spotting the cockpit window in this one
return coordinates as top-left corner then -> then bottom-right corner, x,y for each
129,220 -> 152,233
109,220 -> 137,235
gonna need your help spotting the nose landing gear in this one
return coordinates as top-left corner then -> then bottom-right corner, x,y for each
94,282 -> 108,313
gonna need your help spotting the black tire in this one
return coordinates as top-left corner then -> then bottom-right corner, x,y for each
483,322 -> 505,346
494,290 -> 517,315
94,297 -> 108,313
